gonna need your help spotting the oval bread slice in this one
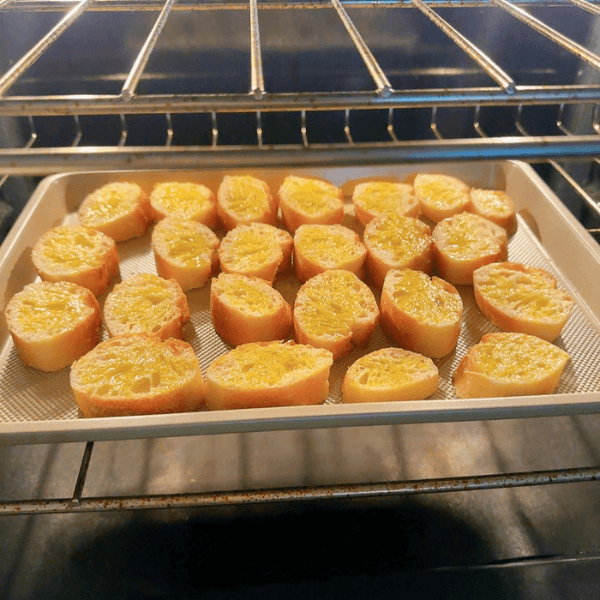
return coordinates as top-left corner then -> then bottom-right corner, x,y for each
6,281 -> 102,372
432,212 -> 508,285
454,332 -> 569,398
293,223 -> 367,282
78,182 -> 153,242
217,175 -> 277,230
469,188 -> 517,235
473,262 -> 573,342
363,213 -> 433,288
278,175 -> 344,233
218,222 -> 293,283
352,181 -> 419,227
414,173 -> 471,223
342,347 -> 439,403
205,341 -> 333,410
152,217 -> 220,291
149,182 -> 218,229
104,273 -> 190,340
32,225 -> 119,296
293,269 -> 379,360
210,273 -> 293,346
380,268 -> 463,358
70,333 -> 205,417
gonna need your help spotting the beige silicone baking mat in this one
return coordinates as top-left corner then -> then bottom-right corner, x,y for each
1,161 -> 599,443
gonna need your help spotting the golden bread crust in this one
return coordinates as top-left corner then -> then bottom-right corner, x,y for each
352,181 -> 419,227
149,182 -> 218,228
469,188 -> 517,235
217,175 -> 277,230
414,173 -> 471,223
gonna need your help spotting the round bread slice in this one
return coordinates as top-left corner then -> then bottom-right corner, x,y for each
218,222 -> 293,283
70,333 -> 205,417
473,262 -> 573,342
469,188 -> 517,235
414,173 -> 471,223
210,273 -> 293,346
104,273 -> 190,340
454,332 -> 569,399
5,281 -> 102,372
351,181 -> 419,227
217,174 -> 277,230
363,213 -> 433,288
432,212 -> 508,285
380,268 -> 463,358
152,217 -> 220,291
277,175 -> 344,233
293,269 -> 379,360
149,181 -> 218,229
78,182 -> 153,242
205,341 -> 333,410
293,223 -> 367,282
342,347 -> 439,403
32,225 -> 119,296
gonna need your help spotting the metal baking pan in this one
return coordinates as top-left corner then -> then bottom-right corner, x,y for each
1,160 -> 599,445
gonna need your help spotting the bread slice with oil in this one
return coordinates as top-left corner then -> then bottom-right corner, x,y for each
217,175 -> 277,230
293,269 -> 379,360
32,225 -> 119,296
351,181 -> 419,227
5,281 -> 102,372
210,273 -> 293,346
380,268 -> 463,358
414,173 -> 471,223
473,262 -> 573,342
342,347 -> 439,403
103,273 -> 190,340
204,340 -> 333,410
469,188 -> 517,235
293,223 -> 367,282
70,333 -> 205,417
149,182 -> 218,229
454,332 -> 569,398
78,182 -> 153,242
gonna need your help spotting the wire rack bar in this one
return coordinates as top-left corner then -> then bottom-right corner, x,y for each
249,0 -> 265,98
567,0 -> 600,14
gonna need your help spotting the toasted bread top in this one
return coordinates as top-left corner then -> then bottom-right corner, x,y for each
294,224 -> 366,269
78,182 -> 148,228
150,182 -> 216,222
278,175 -> 343,217
212,273 -> 286,316
469,188 -> 517,234
352,181 -> 419,224
217,175 -> 275,226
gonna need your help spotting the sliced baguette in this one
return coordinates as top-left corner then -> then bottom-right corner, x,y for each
103,273 -> 190,340
5,281 -> 102,372
32,225 -> 119,296
473,262 -> 573,342
454,332 -> 569,398
149,181 -> 218,229
293,223 -> 367,282
469,188 -> 517,235
70,333 -> 205,417
293,269 -> 379,360
278,175 -> 344,233
78,182 -> 153,242
210,273 -> 293,346
363,213 -> 433,289
204,341 -> 333,410
342,347 -> 439,403
414,173 -> 471,223
380,268 -> 463,358
152,217 -> 220,291
217,175 -> 277,230
351,181 -> 419,227
432,212 -> 508,285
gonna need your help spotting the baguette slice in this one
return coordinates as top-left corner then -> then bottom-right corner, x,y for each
363,213 -> 433,288
103,273 -> 190,340
218,222 -> 293,283
293,269 -> 379,360
78,182 -> 153,242
352,181 -> 419,227
342,347 -> 439,403
210,273 -> 293,346
454,332 -> 569,398
149,182 -> 218,229
469,188 -> 517,235
152,217 -> 220,291
414,173 -> 471,223
32,225 -> 119,296
217,175 -> 277,230
205,341 -> 333,410
5,281 -> 102,372
293,223 -> 367,282
473,262 -> 573,342
71,333 -> 205,417
432,212 -> 508,285
380,269 -> 463,358
278,175 -> 344,233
